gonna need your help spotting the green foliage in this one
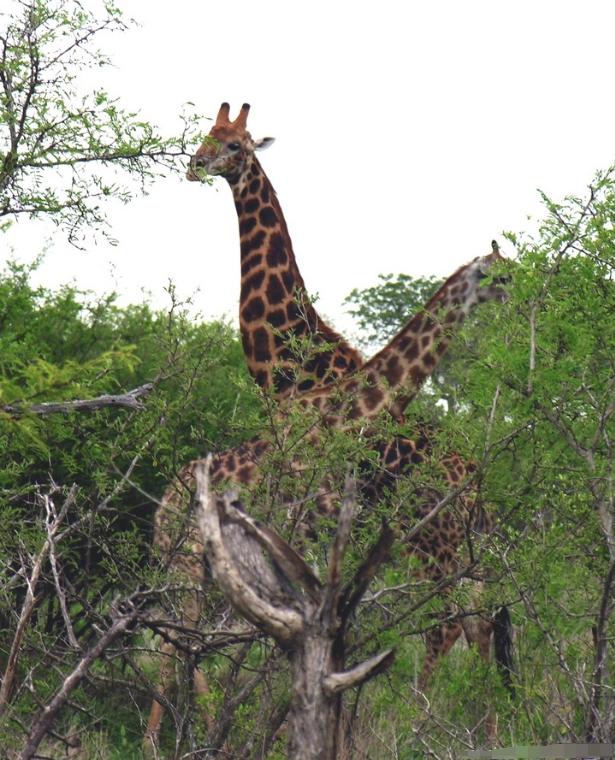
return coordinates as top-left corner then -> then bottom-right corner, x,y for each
0,258 -> 265,755
345,272 -> 441,349
0,0 -> 207,243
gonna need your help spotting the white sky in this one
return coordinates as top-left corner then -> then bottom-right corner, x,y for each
4,0 -> 615,338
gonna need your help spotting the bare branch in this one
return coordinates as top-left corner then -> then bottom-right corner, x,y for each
327,477 -> 356,592
586,559 -> 615,741
222,500 -> 322,603
323,649 -> 395,695
0,486 -> 77,714
194,459 -> 303,645
527,303 -> 538,396
19,604 -> 141,760
340,521 -> 396,624
2,383 -> 154,417
321,477 -> 357,624
45,498 -> 79,650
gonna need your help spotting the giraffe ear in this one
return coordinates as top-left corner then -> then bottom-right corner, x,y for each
254,136 -> 275,151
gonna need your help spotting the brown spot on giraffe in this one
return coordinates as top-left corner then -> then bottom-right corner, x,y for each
241,253 -> 262,276
266,232 -> 288,267
266,273 -> 286,305
240,270 -> 265,298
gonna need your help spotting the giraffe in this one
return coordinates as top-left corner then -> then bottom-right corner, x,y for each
186,102 -> 364,398
146,102 -> 370,750
291,243 -> 509,426
145,247 -> 511,747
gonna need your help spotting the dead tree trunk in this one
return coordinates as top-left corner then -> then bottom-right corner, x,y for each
287,624 -> 342,758
194,458 -> 395,760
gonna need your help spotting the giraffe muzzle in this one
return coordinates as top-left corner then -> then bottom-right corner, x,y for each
186,156 -> 208,182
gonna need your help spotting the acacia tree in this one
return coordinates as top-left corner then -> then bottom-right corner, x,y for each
0,0 -> 204,243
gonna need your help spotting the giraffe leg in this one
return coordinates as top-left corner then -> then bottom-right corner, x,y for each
475,618 -> 498,744
418,619 -> 464,691
194,666 -> 215,734
144,640 -> 177,754
462,614 -> 498,743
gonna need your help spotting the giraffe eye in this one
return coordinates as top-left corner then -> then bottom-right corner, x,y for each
228,142 -> 241,151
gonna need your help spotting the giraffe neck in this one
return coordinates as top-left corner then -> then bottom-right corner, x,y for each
225,156 -> 362,397
303,264 -> 483,425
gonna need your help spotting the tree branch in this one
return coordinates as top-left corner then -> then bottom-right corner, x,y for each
194,459 -> 303,645
19,604 -> 141,760
322,478 -> 358,623
339,520 -> 396,625
2,383 -> 154,417
323,649 -> 395,695
0,486 -> 77,714
222,500 -> 322,603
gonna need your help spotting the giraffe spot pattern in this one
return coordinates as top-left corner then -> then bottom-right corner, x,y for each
240,217 -> 258,236
240,270 -> 265,299
286,301 -> 301,322
249,178 -> 261,194
363,387 -> 385,411
266,232 -> 288,267
241,253 -> 263,276
244,197 -> 259,214
237,466 -> 252,484
385,355 -> 403,386
298,378 -> 314,392
241,297 -> 265,322
259,206 -> 277,227
252,326 -> 271,362
241,230 -> 266,256
409,366 -> 425,386
281,270 -> 295,292
266,273 -> 286,305
267,308 -> 287,328
405,342 -> 420,361
315,361 -> 330,380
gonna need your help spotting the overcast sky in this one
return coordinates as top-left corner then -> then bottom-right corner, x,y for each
5,0 -> 615,338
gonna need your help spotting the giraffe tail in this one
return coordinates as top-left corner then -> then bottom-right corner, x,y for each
493,605 -> 515,696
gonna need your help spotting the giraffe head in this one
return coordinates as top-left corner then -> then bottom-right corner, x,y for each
457,240 -> 511,310
187,102 -> 274,182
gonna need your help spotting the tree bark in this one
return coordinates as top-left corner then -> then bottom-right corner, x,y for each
287,624 -> 343,760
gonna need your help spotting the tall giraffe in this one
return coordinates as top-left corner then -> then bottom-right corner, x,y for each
187,102 -> 364,398
146,248 -> 511,747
